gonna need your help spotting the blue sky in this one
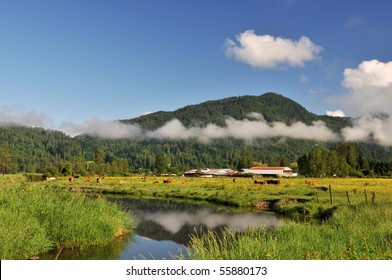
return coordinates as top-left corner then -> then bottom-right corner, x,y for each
1,0 -> 392,134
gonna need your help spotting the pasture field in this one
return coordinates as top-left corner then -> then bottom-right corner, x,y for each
1,174 -> 391,259
35,175 -> 392,217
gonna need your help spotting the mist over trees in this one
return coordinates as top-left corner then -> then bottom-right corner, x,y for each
0,124 -> 391,177
1,93 -> 391,177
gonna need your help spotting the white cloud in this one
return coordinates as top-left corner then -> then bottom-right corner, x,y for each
57,113 -> 337,143
340,59 -> 392,116
341,114 -> 392,146
6,108 -> 392,146
145,116 -> 337,142
140,111 -> 155,116
0,105 -> 53,127
326,110 -> 346,117
224,30 -> 322,69
59,118 -> 143,138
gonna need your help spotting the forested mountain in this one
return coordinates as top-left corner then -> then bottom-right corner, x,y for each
0,92 -> 391,177
121,92 -> 351,131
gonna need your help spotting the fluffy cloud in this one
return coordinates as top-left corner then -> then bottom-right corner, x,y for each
341,113 -> 392,146
59,118 -> 143,138
0,106 -> 53,127
145,117 -> 337,142
7,109 -> 392,146
224,30 -> 322,69
326,110 -> 346,117
340,60 -> 392,116
57,114 -> 337,143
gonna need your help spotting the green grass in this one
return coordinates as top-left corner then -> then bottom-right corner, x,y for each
2,175 -> 392,260
0,183 -> 135,259
187,202 -> 392,260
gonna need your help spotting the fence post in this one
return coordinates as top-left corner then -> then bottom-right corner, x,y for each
346,191 -> 350,205
364,189 -> 368,205
329,185 -> 333,205
315,192 -> 319,203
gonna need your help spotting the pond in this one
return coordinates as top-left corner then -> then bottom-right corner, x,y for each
40,197 -> 281,260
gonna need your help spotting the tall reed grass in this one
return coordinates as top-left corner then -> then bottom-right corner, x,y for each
0,184 -> 135,259
188,203 -> 392,260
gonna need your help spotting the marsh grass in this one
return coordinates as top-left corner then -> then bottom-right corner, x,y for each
0,183 -> 135,259
188,203 -> 392,260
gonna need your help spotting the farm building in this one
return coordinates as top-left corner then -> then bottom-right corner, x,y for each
241,167 -> 295,177
184,168 -> 237,177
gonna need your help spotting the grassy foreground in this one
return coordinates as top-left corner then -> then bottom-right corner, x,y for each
187,203 -> 392,260
0,182 -> 135,260
2,174 -> 391,260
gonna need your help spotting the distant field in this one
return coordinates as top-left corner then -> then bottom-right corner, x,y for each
4,174 -> 391,210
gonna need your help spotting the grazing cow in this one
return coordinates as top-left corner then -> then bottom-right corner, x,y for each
96,177 -> 101,183
69,176 -> 75,183
266,179 -> 280,184
163,179 -> 172,184
254,179 -> 266,185
85,177 -> 91,183
232,178 -> 236,183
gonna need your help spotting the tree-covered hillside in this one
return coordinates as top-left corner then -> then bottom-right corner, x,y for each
0,92 -> 391,177
121,92 -> 351,131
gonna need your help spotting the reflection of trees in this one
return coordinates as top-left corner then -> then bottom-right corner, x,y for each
110,197 -> 208,215
110,197 -> 250,245
135,220 -> 225,246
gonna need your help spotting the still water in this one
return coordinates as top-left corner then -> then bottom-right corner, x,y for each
42,197 -> 280,260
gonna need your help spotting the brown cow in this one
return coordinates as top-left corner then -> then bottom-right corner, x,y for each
254,179 -> 266,185
163,179 -> 172,184
266,179 -> 280,184
96,177 -> 101,183
85,177 -> 91,183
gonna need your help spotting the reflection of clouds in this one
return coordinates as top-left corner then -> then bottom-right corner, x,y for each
144,209 -> 280,234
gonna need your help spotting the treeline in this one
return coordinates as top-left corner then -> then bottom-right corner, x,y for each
298,143 -> 392,177
1,125 -> 392,177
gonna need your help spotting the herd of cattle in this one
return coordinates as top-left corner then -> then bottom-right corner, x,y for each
62,176 -> 327,189
253,179 -> 281,185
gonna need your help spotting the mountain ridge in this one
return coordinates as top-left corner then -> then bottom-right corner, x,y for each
120,92 -> 350,131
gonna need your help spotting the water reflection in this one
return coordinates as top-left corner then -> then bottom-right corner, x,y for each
145,209 -> 279,234
40,197 -> 280,260
118,235 -> 189,260
113,197 -> 280,246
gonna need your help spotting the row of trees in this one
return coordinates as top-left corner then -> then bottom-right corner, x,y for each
1,126 -> 392,177
298,143 -> 392,177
